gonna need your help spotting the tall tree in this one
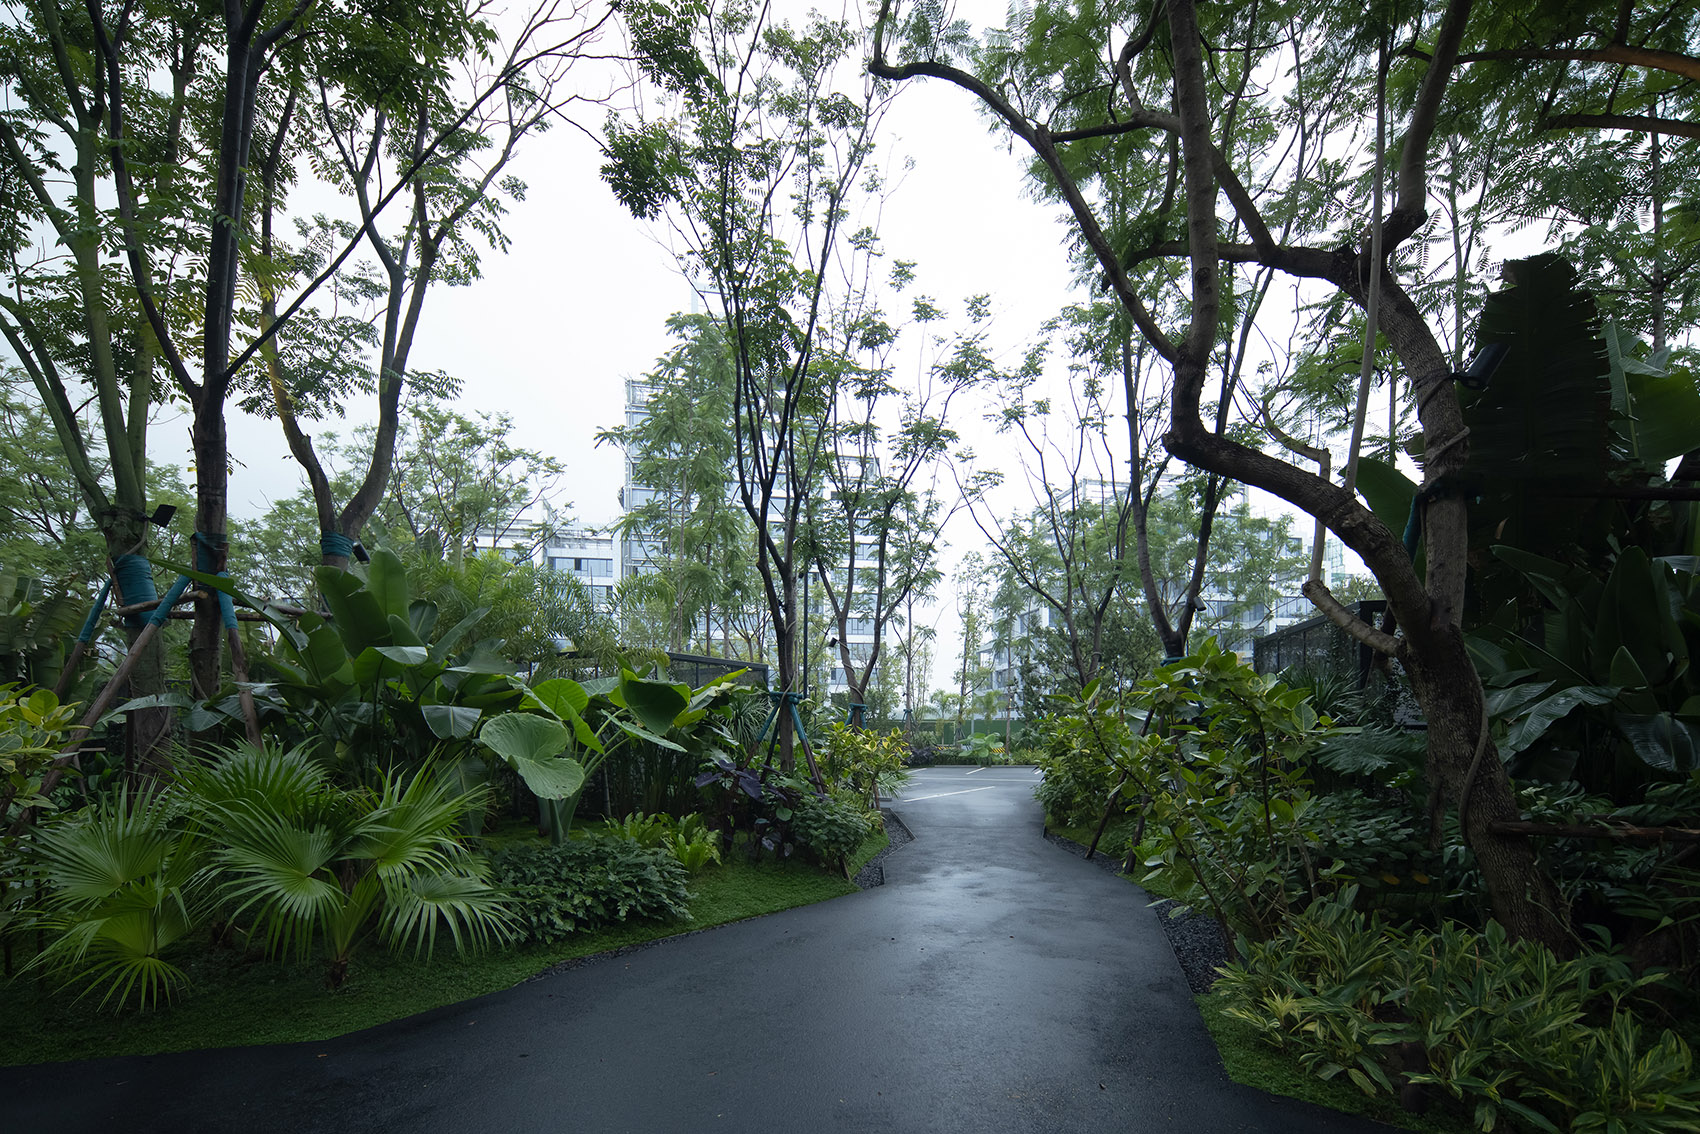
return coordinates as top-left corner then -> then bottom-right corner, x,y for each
596,313 -> 762,654
603,1 -> 896,773
802,272 -> 974,727
0,0 -> 498,707
871,0 -> 1659,946
253,1 -> 613,572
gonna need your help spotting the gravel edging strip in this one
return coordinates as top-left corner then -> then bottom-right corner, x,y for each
854,808 -> 914,890
1044,829 -> 1229,994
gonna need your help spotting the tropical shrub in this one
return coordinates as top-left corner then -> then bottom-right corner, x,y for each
22,742 -> 515,1004
1,683 -> 82,970
1045,640 -> 1333,945
788,790 -> 874,870
1215,890 -> 1700,1134
1033,710 -> 1122,828
694,754 -> 875,869
490,837 -> 690,944
818,724 -> 910,808
601,811 -> 723,873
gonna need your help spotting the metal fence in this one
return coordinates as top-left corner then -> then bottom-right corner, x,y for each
1252,600 -> 1387,683
662,651 -> 770,690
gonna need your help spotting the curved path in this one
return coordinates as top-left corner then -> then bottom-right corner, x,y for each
3,766 -> 1393,1133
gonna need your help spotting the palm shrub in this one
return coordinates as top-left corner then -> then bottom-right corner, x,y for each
22,788 -> 209,1009
24,742 -> 515,1004
183,744 -> 515,986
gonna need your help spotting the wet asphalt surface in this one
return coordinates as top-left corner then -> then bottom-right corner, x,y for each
2,767 -> 1395,1133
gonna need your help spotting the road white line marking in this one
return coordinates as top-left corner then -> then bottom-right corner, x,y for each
964,767 -> 982,775
898,786 -> 998,802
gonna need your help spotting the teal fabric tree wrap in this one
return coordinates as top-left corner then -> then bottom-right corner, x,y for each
758,689 -> 810,748
146,573 -> 193,628
192,532 -> 238,631
319,530 -> 355,560
76,579 -> 112,644
112,554 -> 158,628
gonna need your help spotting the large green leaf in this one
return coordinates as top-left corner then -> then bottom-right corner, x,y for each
1615,713 -> 1700,772
1483,681 -> 1553,721
1501,685 -> 1618,758
1607,323 -> 1700,463
1594,548 -> 1683,685
1490,545 -> 1597,612
446,640 -> 516,676
367,549 -> 411,621
612,718 -> 686,752
531,678 -> 590,719
429,606 -> 492,664
476,713 -> 583,799
619,673 -> 689,734
313,567 -> 391,654
386,613 -> 424,649
422,704 -> 481,740
478,713 -> 569,762
1354,457 -> 1424,578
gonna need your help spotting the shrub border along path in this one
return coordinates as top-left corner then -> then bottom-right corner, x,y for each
0,832 -> 890,1067
4,773 -> 1392,1133
1045,823 -> 1471,1134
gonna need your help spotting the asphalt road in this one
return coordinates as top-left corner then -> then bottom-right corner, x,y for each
2,766 -> 1395,1133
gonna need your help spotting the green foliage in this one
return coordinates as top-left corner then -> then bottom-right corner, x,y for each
694,751 -> 878,871
20,788 -> 207,1011
599,811 -> 723,873
818,724 -> 911,807
1046,639 -> 1333,944
1470,546 -> 1700,788
1,853 -> 856,1065
490,837 -> 690,945
0,684 -> 76,826
20,743 -> 514,1006
0,576 -> 83,692
788,790 -> 876,870
594,314 -> 762,655
1215,891 -> 1700,1133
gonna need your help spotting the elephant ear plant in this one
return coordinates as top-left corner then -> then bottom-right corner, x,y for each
507,668 -> 755,844
118,551 -> 589,829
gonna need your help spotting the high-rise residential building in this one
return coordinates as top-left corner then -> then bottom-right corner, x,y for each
616,377 -> 883,697
543,531 -> 617,610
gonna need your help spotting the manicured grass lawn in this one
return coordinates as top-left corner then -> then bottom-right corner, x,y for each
0,832 -> 887,1067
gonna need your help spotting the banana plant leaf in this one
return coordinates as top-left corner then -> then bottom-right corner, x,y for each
366,549 -> 411,622
1616,713 -> 1700,772
1605,322 -> 1700,464
1354,457 -> 1425,578
1501,685 -> 1619,758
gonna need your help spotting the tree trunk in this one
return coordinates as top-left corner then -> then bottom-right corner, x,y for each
1401,631 -> 1570,943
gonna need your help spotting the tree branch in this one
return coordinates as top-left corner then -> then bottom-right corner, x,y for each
1301,578 -> 1400,656
1542,112 -> 1700,140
